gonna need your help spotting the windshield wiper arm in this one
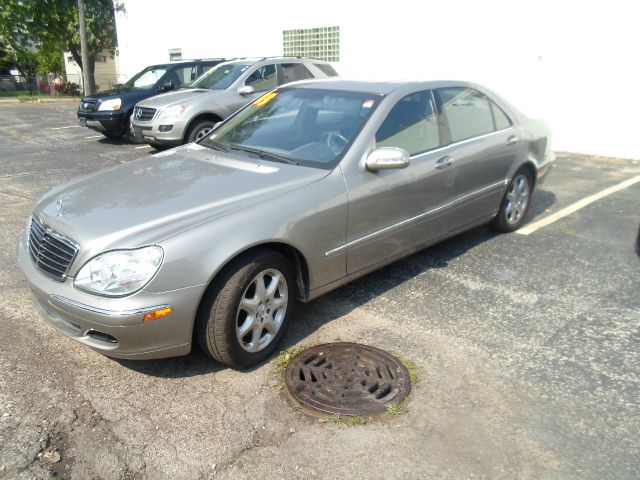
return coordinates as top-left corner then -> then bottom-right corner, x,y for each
228,144 -> 298,165
205,141 -> 229,153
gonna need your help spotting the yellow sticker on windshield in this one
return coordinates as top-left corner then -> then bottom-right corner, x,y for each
254,91 -> 278,107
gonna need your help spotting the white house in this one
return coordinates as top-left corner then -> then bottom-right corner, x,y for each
113,0 -> 640,159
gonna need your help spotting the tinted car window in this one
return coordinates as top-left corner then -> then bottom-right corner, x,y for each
439,87 -> 494,143
171,65 -> 198,86
191,63 -> 251,90
125,67 -> 168,89
245,64 -> 277,92
376,91 -> 440,155
492,102 -> 512,130
280,63 -> 314,83
313,63 -> 338,77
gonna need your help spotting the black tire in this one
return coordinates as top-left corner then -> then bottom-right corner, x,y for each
196,250 -> 295,368
490,168 -> 533,233
186,120 -> 215,143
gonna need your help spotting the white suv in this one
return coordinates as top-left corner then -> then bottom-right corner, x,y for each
131,57 -> 338,148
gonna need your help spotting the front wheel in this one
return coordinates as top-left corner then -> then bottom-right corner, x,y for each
186,120 -> 215,143
490,169 -> 533,232
196,250 -> 294,368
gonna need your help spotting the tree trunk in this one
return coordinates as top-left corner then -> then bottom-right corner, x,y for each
69,48 -> 96,94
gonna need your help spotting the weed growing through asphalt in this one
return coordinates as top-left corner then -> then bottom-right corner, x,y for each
386,404 -> 403,416
271,345 -> 306,375
329,414 -> 343,424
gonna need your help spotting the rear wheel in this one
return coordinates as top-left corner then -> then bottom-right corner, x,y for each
196,250 -> 294,368
490,168 -> 533,232
186,120 -> 216,143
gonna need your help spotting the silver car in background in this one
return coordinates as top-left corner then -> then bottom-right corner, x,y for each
17,80 -> 554,368
131,56 -> 338,148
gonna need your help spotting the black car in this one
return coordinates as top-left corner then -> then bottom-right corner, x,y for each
77,59 -> 225,138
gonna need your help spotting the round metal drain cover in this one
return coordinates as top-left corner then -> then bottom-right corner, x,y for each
284,343 -> 412,416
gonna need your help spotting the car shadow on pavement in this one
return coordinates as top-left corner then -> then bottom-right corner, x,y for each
97,133 -> 146,146
280,224 -> 500,350
113,347 -> 227,378
527,189 -> 556,221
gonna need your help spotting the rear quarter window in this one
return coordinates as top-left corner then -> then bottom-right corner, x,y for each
313,63 -> 338,77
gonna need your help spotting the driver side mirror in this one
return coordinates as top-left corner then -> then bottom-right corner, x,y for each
161,81 -> 175,92
238,85 -> 255,96
365,147 -> 410,171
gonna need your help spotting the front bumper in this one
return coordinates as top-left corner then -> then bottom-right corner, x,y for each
77,110 -> 127,135
17,233 -> 202,360
131,117 -> 188,146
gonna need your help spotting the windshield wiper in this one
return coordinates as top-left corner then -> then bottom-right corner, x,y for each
204,141 -> 229,153
228,144 -> 298,165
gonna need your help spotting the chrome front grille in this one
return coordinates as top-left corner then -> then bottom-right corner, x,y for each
28,216 -> 79,281
134,107 -> 157,121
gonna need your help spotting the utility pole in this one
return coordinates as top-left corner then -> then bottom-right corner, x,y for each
78,0 -> 93,95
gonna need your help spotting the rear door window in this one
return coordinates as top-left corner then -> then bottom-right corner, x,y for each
437,87 -> 495,143
376,90 -> 441,155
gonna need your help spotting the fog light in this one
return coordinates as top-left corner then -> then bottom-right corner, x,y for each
143,306 -> 173,322
158,125 -> 173,132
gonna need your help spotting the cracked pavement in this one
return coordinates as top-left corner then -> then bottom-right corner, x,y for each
0,103 -> 639,479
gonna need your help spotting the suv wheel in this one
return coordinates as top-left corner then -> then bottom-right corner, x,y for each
187,120 -> 216,143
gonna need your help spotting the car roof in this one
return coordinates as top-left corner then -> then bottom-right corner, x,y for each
146,59 -> 226,69
282,78 -> 481,95
221,56 -> 330,65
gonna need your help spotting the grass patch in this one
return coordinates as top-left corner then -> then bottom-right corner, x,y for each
391,352 -> 419,384
18,95 -> 40,102
271,344 -> 307,375
386,403 -> 404,416
346,415 -> 365,426
328,413 -> 343,424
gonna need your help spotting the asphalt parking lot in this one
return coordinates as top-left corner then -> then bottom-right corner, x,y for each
0,102 -> 639,480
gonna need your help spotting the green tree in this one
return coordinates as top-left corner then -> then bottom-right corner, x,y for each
0,44 -> 13,74
14,48 -> 38,94
0,0 -> 121,94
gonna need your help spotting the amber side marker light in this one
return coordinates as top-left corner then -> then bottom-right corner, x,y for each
143,307 -> 173,322
254,91 -> 278,107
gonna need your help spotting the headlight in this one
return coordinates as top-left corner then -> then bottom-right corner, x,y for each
98,98 -> 122,111
74,246 -> 163,296
158,105 -> 186,120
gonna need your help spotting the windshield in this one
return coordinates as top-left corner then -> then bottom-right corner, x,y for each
189,63 -> 251,90
200,88 -> 383,169
123,67 -> 168,89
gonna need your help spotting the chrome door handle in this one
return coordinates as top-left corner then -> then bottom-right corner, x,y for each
435,156 -> 454,169
506,135 -> 519,146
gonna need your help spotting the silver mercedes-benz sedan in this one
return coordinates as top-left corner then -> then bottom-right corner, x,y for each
17,80 -> 554,368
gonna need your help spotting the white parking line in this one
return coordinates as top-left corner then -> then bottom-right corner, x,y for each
49,125 -> 81,130
517,175 -> 640,235
134,145 -> 152,149
84,135 -> 103,139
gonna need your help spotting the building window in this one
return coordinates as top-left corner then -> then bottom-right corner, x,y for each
282,26 -> 339,62
169,48 -> 182,62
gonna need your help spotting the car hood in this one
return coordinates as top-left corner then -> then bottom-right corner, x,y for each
136,88 -> 223,109
34,144 -> 328,261
80,86 -> 146,101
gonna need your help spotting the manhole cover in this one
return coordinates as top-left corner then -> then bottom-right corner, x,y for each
284,343 -> 412,416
